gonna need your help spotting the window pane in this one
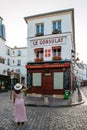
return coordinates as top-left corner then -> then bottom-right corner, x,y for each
18,50 -> 21,56
58,21 -> 61,32
33,73 -> 41,86
54,72 -> 63,89
36,51 -> 39,58
36,25 -> 39,33
41,24 -> 44,34
53,22 -> 56,31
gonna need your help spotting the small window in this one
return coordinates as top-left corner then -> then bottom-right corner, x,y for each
17,60 -> 21,66
7,59 -> 10,65
13,51 -> 15,54
0,58 -> 5,64
36,23 -> 44,36
13,60 -> 15,64
52,46 -> 61,60
7,49 -> 10,55
52,46 -> 61,57
34,48 -> 43,58
34,48 -> 43,62
52,20 -> 61,32
16,69 -> 20,73
18,50 -> 21,56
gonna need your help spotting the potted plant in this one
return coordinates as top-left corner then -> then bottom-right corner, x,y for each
35,33 -> 43,37
52,29 -> 59,34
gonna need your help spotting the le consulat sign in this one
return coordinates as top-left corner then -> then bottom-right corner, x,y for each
30,36 -> 66,47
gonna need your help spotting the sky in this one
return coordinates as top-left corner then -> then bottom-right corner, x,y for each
0,0 -> 87,63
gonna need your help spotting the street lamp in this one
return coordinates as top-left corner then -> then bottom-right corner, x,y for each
10,70 -> 14,100
68,50 -> 80,104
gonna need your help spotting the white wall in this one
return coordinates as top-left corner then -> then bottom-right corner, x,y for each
27,13 -> 72,38
0,37 -> 6,75
26,11 -> 73,62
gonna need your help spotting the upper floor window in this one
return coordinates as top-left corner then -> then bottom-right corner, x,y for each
0,58 -> 5,64
7,58 -> 10,65
52,20 -> 61,33
36,23 -> 44,36
13,60 -> 15,64
52,46 -> 61,60
34,48 -> 43,62
18,50 -> 21,56
13,51 -> 15,54
16,69 -> 20,73
7,49 -> 10,55
17,60 -> 21,66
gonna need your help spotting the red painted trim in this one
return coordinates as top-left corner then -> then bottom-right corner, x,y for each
26,62 -> 70,69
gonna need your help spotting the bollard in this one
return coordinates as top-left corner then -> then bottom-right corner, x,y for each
68,96 -> 72,105
78,89 -> 82,101
44,97 -> 49,105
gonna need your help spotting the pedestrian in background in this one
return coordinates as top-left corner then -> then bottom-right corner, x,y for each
13,83 -> 28,127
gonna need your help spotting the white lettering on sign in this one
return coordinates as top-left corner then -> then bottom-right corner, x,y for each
31,36 -> 66,47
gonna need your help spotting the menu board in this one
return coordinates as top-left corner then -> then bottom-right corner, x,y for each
63,71 -> 70,90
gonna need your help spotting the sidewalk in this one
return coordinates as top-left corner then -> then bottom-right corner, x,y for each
24,88 -> 85,107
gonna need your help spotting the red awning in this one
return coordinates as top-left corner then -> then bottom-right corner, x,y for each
26,62 -> 70,69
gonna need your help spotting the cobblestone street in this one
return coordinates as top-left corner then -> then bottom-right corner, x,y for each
0,87 -> 87,130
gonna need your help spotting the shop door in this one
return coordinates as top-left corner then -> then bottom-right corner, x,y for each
42,73 -> 53,95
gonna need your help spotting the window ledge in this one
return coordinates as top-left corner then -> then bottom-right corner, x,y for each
35,33 -> 43,37
35,58 -> 43,62
52,29 -> 61,34
52,56 -> 61,60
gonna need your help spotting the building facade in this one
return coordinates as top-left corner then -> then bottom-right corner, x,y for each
0,9 -> 87,93
25,8 -> 76,95
5,45 -> 27,87
0,17 -> 27,90
0,17 -> 9,90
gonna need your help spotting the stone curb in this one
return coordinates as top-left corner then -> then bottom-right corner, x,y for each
25,89 -> 85,107
25,99 -> 85,107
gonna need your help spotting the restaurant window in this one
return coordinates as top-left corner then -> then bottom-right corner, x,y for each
33,73 -> 41,86
34,48 -> 43,61
54,72 -> 63,89
52,46 -> 61,57
52,46 -> 61,60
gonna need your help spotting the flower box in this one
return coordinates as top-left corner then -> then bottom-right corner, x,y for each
35,58 -> 43,62
52,29 -> 61,34
52,56 -> 61,60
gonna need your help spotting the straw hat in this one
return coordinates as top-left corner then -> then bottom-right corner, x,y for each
14,83 -> 22,90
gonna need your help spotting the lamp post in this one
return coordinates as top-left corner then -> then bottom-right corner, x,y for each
68,50 -> 80,104
72,51 -> 82,101
10,71 -> 14,101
